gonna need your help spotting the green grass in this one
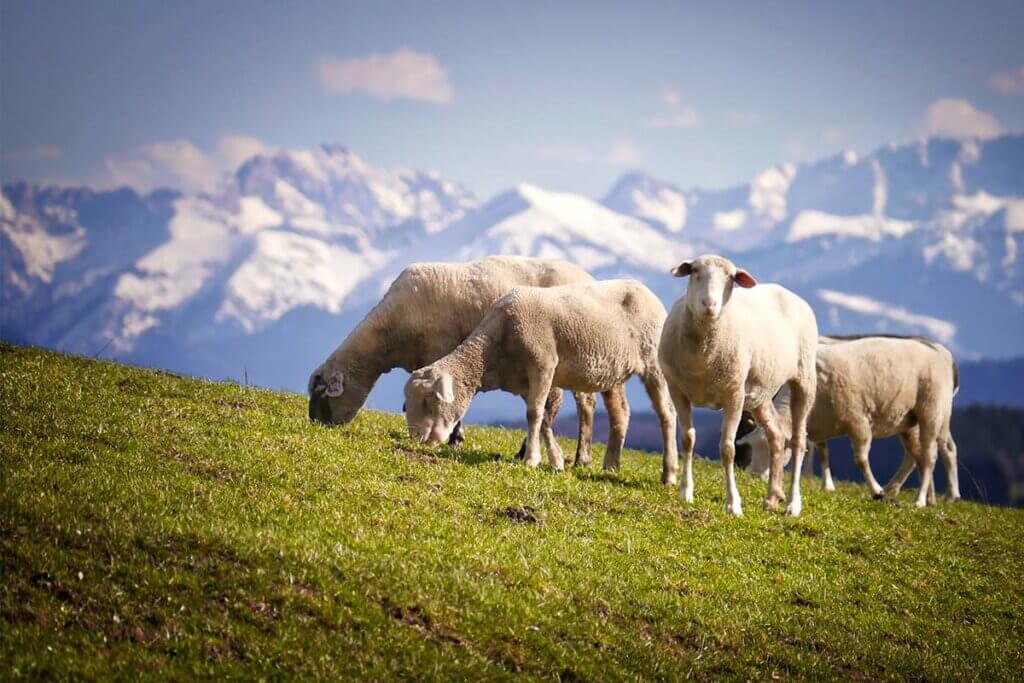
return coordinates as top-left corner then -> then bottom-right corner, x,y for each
2,343 -> 1023,680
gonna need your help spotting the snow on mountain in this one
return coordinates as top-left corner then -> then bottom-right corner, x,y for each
215,229 -> 390,334
454,183 -> 696,271
786,210 -> 914,242
233,144 -> 476,239
604,135 -> 1024,358
817,288 -> 957,343
602,172 -> 688,233
1,146 -> 475,356
0,191 -> 86,288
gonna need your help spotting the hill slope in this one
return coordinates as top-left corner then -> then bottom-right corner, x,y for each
2,345 -> 1023,679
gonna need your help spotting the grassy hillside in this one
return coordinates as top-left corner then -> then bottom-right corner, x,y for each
2,344 -> 1023,680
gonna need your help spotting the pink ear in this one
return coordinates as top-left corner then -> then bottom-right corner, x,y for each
671,261 -> 693,278
734,269 -> 757,288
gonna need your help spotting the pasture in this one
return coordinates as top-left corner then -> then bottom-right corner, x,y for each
1,343 -> 1022,679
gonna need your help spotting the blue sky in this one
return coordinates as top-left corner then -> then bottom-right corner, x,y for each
2,0 -> 1023,198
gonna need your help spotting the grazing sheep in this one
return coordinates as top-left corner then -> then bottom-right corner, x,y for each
308,255 -> 628,465
403,279 -> 678,479
735,334 -> 960,507
659,255 -> 818,516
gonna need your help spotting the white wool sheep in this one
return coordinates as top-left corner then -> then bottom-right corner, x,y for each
403,279 -> 678,479
308,255 -> 628,464
658,254 -> 818,516
736,334 -> 960,507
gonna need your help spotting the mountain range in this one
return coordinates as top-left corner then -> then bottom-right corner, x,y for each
3,135 -> 1023,419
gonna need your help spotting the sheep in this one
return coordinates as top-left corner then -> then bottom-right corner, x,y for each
734,334 -> 960,507
403,279 -> 678,479
308,255 -> 628,466
658,254 -> 818,516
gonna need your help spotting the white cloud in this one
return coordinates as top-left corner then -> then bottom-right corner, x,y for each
538,139 -> 643,166
98,135 -> 274,193
923,98 -> 1002,139
990,65 -> 1024,96
605,139 -> 643,165
821,127 -> 845,145
645,87 -> 701,129
144,140 -> 223,190
726,111 -> 760,126
657,87 -> 682,107
316,47 -> 454,103
2,145 -> 63,161
217,136 -> 272,170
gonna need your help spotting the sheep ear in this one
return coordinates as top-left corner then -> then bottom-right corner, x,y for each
434,374 -> 455,403
325,371 -> 344,397
734,269 -> 757,288
671,261 -> 693,278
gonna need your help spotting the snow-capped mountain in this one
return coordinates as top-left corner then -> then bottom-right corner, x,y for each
1,145 -> 476,358
2,136 -> 1023,414
604,136 -> 1024,358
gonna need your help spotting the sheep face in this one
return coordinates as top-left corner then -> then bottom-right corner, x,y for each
307,365 -> 370,425
403,369 -> 465,445
672,254 -> 757,321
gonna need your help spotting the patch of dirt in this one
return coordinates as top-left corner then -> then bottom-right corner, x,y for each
790,593 -> 818,608
496,505 -> 543,524
841,665 -> 886,682
677,507 -> 710,523
214,397 -> 253,410
379,597 -> 462,645
164,447 -> 243,482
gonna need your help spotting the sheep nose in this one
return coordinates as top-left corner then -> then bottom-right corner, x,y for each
702,299 -> 718,315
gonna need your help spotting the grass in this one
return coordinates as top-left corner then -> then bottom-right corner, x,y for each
1,342 -> 1023,680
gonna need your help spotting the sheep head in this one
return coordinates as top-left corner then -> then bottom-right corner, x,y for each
403,366 -> 467,445
307,364 -> 372,425
671,254 -> 756,321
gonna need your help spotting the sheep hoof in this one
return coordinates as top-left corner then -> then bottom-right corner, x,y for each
602,458 -> 621,472
785,499 -> 802,517
762,497 -> 781,512
662,471 -> 678,486
725,501 -> 743,516
872,491 -> 886,501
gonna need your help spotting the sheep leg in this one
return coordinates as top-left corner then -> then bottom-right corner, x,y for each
522,366 -> 555,468
849,429 -> 884,498
720,399 -> 745,517
884,429 -> 920,497
601,387 -> 630,472
786,380 -> 814,517
542,388 -> 565,471
641,372 -> 678,486
752,400 -> 786,512
669,385 -> 695,503
816,441 -> 835,492
447,421 -> 466,447
939,425 -> 961,501
515,388 -> 562,461
913,422 -> 940,509
572,391 -> 596,467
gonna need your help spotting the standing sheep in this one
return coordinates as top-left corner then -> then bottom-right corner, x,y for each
403,279 -> 678,479
736,334 -> 960,507
307,256 -> 628,466
659,255 -> 818,516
